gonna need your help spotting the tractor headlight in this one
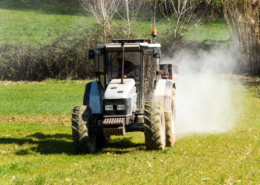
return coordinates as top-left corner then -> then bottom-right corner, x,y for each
117,105 -> 125,110
105,105 -> 113,111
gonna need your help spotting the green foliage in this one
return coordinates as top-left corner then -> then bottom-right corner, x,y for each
0,24 -> 106,81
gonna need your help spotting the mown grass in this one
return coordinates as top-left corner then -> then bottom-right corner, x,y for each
0,0 -> 229,46
0,10 -> 95,46
0,80 -> 91,116
183,18 -> 230,42
0,0 -> 86,16
0,78 -> 260,184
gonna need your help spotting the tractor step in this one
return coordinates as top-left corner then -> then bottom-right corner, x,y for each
103,118 -> 125,136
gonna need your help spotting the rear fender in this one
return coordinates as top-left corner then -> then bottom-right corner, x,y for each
154,79 -> 176,112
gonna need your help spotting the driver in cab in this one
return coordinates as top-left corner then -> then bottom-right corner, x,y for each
117,54 -> 139,79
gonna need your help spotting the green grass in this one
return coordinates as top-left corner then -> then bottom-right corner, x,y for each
0,78 -> 260,184
0,0 -> 95,45
0,80 -> 90,116
183,18 -> 230,42
0,10 -> 95,46
0,0 -> 229,46
132,18 -> 229,43
0,0 -> 87,16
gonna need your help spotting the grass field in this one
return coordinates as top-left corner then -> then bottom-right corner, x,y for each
0,0 -> 229,46
0,77 -> 260,184
0,80 -> 89,116
0,1 -> 253,184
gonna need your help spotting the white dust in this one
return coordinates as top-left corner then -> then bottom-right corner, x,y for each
162,49 -> 241,136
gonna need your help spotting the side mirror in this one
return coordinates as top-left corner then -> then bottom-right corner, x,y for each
153,48 -> 161,58
88,49 -> 95,59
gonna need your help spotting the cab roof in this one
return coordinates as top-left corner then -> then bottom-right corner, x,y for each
97,39 -> 161,52
112,39 -> 152,43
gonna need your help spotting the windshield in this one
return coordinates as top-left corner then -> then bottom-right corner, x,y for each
106,51 -> 141,110
106,52 -> 141,83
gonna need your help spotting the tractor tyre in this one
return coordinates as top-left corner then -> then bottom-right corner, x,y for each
165,92 -> 177,147
96,134 -> 110,147
144,101 -> 166,150
71,105 -> 96,154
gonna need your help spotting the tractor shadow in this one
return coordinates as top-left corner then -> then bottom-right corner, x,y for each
0,132 -> 145,155
98,137 -> 146,154
0,132 -> 73,155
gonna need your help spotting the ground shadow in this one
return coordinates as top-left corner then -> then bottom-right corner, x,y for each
0,132 -> 145,155
96,137 -> 146,154
28,132 -> 71,140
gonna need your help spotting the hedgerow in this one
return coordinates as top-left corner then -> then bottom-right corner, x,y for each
0,24 -> 136,81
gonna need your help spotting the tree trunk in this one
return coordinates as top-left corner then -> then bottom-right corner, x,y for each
126,0 -> 130,39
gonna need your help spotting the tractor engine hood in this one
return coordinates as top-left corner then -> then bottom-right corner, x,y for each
103,79 -> 136,99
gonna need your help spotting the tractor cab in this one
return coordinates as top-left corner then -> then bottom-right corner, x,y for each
93,39 -> 164,112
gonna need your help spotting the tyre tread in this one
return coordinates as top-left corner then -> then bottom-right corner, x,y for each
71,105 -> 96,154
144,101 -> 165,150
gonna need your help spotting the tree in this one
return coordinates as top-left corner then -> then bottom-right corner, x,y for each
78,0 -> 120,41
156,0 -> 212,54
222,0 -> 260,75
113,0 -> 145,39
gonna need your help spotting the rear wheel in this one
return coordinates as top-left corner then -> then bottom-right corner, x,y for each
144,101 -> 166,150
71,105 -> 96,154
165,92 -> 176,147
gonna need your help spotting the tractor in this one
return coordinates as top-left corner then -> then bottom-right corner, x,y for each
71,34 -> 178,153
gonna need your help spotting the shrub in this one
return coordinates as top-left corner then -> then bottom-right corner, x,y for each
0,24 -> 136,81
0,26 -> 96,81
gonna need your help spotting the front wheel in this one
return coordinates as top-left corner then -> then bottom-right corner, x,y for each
144,101 -> 166,150
71,105 -> 96,154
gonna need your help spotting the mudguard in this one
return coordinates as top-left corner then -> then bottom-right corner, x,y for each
154,79 -> 177,135
83,81 -> 101,114
153,79 -> 176,112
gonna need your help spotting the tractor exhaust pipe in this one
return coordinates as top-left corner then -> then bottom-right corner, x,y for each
121,43 -> 124,84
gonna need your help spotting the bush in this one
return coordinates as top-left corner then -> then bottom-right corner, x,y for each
0,24 -> 136,81
0,26 -> 97,81
29,0 -> 78,4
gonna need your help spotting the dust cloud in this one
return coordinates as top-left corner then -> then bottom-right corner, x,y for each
162,49 -> 241,136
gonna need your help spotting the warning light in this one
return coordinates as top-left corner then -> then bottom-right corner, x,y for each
172,73 -> 178,81
151,29 -> 157,38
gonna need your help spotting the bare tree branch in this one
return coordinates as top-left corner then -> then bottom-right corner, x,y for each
111,0 -> 144,38
78,0 -> 120,40
159,0 -> 212,40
